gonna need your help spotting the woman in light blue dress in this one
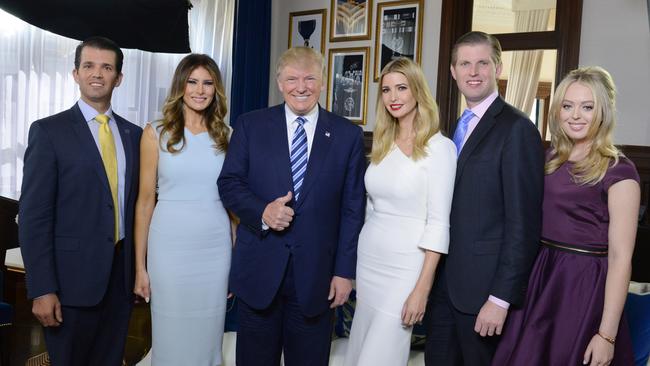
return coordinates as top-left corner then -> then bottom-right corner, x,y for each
134,54 -> 232,366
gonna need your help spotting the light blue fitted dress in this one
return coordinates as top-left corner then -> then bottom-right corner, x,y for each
148,122 -> 231,366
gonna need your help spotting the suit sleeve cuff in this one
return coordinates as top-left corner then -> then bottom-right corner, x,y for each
488,295 -> 510,309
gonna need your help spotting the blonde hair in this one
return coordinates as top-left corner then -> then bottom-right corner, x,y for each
159,54 -> 229,153
546,66 -> 620,185
276,47 -> 325,80
370,58 -> 439,163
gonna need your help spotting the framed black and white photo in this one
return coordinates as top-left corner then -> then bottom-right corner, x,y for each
330,0 -> 372,42
374,0 -> 424,81
289,9 -> 327,54
327,47 -> 370,125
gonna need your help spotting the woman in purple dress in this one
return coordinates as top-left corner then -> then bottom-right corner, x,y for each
492,66 -> 639,366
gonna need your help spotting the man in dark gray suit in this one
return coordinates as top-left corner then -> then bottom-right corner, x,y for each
19,37 -> 141,366
424,31 -> 544,366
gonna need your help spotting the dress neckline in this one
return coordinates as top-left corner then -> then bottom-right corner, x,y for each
184,126 -> 208,137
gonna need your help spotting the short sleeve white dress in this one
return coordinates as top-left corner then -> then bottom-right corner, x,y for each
344,132 -> 457,366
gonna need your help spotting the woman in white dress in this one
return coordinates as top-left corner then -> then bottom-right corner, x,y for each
133,54 -> 232,365
344,58 -> 456,366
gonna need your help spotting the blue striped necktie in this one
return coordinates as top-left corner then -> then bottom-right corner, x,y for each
290,116 -> 308,199
452,109 -> 475,156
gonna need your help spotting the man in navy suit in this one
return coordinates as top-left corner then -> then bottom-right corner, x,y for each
218,46 -> 366,366
19,37 -> 142,366
424,32 -> 544,365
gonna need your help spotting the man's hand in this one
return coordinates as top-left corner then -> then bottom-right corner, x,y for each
262,191 -> 294,231
32,293 -> 63,327
474,299 -> 507,336
328,276 -> 353,308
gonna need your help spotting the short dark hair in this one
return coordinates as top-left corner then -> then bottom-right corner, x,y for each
74,36 -> 124,73
451,31 -> 502,66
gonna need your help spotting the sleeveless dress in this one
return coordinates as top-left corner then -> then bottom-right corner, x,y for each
344,133 -> 456,366
148,123 -> 231,366
492,157 -> 639,366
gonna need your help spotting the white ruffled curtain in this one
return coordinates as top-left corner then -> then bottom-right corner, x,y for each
0,0 -> 234,199
504,0 -> 553,116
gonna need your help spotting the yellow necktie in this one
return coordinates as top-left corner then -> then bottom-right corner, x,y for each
96,114 -> 119,243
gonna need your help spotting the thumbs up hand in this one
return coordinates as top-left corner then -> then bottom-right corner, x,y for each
262,191 -> 295,231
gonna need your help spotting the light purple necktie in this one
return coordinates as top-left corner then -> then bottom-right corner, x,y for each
452,109 -> 475,156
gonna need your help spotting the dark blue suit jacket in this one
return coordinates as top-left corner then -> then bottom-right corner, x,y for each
445,96 -> 544,314
218,104 -> 366,317
19,103 -> 142,307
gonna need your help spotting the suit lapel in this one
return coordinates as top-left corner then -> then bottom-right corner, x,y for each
268,105 -> 294,194
114,113 -> 134,204
69,104 -> 111,193
455,97 -> 505,186
295,107 -> 333,211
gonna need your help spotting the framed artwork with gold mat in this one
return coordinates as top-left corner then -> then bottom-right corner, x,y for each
326,47 -> 370,125
330,0 -> 373,42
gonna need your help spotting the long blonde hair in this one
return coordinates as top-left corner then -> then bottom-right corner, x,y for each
158,54 -> 229,153
370,58 -> 439,163
546,66 -> 620,185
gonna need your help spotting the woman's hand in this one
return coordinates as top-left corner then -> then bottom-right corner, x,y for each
401,288 -> 428,327
583,334 -> 614,366
134,269 -> 151,303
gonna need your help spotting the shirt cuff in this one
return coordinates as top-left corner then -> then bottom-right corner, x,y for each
488,295 -> 510,310
261,219 -> 269,231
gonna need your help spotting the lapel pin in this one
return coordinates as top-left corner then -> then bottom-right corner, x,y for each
325,132 -> 330,137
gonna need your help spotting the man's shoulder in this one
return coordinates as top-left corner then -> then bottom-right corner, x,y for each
236,104 -> 284,125
488,98 -> 537,133
113,113 -> 143,134
489,98 -> 528,123
29,106 -> 80,134
318,107 -> 363,135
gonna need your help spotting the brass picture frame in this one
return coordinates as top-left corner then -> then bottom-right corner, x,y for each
373,0 -> 424,81
326,47 -> 370,125
288,9 -> 327,54
330,0 -> 373,42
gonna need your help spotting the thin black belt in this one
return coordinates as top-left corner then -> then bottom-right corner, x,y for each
541,239 -> 608,257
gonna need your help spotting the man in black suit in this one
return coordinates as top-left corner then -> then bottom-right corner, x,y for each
424,31 -> 544,366
19,37 -> 141,366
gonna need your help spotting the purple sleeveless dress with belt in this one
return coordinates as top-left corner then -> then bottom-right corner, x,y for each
492,156 -> 639,366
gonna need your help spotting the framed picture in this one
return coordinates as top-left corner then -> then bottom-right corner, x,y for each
330,0 -> 373,42
374,0 -> 424,81
327,47 -> 370,125
288,9 -> 327,54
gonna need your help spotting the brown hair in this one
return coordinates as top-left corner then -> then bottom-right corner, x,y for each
158,54 -> 229,153
451,31 -> 502,66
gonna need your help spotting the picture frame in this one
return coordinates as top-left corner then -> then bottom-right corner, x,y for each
329,0 -> 373,42
326,47 -> 370,125
288,9 -> 327,54
373,0 -> 424,81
